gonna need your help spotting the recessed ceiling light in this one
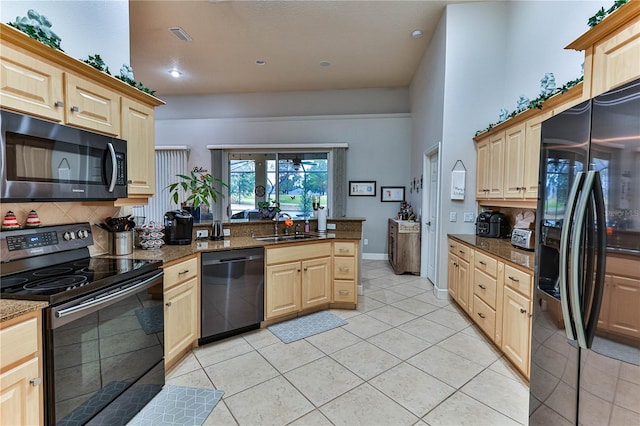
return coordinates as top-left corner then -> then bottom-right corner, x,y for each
319,61 -> 331,67
169,27 -> 192,42
256,60 -> 266,66
169,69 -> 182,78
411,29 -> 423,39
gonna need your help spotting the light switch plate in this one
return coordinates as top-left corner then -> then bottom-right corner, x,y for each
223,228 -> 231,236
449,211 -> 457,222
196,229 -> 209,238
464,212 -> 475,222
327,223 -> 336,230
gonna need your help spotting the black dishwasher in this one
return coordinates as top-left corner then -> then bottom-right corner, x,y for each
200,247 -> 265,345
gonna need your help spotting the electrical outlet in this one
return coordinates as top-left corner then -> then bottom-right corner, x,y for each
327,223 -> 336,230
223,228 -> 231,236
196,229 -> 209,239
449,211 -> 457,222
364,238 -> 369,245
464,212 -> 475,222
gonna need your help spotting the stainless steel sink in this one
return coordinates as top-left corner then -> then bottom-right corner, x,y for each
254,234 -> 319,243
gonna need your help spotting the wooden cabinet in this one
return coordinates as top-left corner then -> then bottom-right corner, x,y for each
64,73 -> 120,136
121,98 -> 156,197
503,124 -> 526,199
475,137 -> 490,199
388,219 -> 420,275
598,255 -> 640,339
0,23 -> 164,203
447,239 -> 472,314
0,310 -> 43,426
487,132 -> 505,199
0,44 -> 64,122
472,251 -> 501,344
163,256 -> 198,370
502,286 -> 532,377
265,242 -> 332,320
333,241 -> 358,304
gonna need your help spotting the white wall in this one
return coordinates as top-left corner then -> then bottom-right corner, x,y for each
155,112 -> 412,255
1,1 -> 130,74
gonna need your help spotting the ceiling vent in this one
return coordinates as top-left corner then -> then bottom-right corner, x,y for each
169,27 -> 192,42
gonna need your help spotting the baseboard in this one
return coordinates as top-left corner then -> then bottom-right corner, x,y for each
434,285 -> 450,300
362,253 -> 388,260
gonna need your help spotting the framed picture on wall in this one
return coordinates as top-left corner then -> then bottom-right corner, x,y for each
381,186 -> 405,202
349,181 -> 376,196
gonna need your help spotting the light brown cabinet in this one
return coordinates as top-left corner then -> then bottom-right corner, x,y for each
265,242 -> 332,320
598,255 -> 640,339
501,285 -> 532,377
472,250 -> 501,344
388,219 -> 420,275
163,256 -> 199,371
0,310 -> 43,426
447,239 -> 472,314
475,132 -> 505,199
333,241 -> 358,304
0,23 -> 164,203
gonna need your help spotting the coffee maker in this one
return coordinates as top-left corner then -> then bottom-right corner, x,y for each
164,210 -> 194,245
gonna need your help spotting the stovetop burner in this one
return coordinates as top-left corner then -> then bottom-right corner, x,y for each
33,266 -> 75,277
23,275 -> 89,292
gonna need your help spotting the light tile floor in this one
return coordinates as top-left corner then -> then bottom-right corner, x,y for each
166,260 -> 529,425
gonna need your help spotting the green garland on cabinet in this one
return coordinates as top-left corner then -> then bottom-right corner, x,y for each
588,0 -> 629,28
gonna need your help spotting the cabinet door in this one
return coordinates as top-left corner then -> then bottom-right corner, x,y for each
606,275 -> 640,339
65,73 -> 120,136
121,98 -> 155,197
475,137 -> 490,199
522,113 -> 550,199
0,44 -> 64,122
448,253 -> 458,301
302,257 -> 331,309
0,357 -> 41,426
164,277 -> 198,368
503,124 -> 526,199
266,262 -> 301,319
488,132 -> 505,198
502,286 -> 531,377
591,19 -> 640,97
457,258 -> 471,313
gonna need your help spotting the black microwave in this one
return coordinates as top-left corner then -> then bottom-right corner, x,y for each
1,110 -> 127,201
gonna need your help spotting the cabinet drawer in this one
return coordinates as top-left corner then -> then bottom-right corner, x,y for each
0,316 -> 38,367
474,269 -> 497,309
504,265 -> 532,298
474,251 -> 497,277
334,257 -> 356,280
448,240 -> 457,254
455,243 -> 471,262
334,241 -> 356,257
267,242 -> 331,265
472,295 -> 496,340
334,280 -> 357,303
164,256 -> 198,289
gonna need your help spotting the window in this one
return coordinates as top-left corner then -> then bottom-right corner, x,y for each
229,152 -> 328,219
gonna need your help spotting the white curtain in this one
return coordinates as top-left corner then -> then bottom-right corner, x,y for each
144,147 -> 189,224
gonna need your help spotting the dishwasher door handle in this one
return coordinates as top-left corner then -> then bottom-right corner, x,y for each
202,255 -> 264,266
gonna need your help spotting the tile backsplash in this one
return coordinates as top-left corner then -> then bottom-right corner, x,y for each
1,202 -> 121,255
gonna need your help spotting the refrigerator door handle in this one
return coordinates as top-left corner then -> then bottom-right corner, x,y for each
584,171 -> 607,348
560,171 -> 585,341
571,171 -> 597,348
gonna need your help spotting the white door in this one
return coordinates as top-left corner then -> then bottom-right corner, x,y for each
422,146 -> 439,283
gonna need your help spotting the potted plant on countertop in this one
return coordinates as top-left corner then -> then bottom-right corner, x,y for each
258,200 -> 281,219
167,172 -> 228,221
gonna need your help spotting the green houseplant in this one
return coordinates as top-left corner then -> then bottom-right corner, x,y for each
168,172 -> 228,211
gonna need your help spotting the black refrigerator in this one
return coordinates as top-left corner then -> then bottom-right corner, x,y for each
530,78 -> 640,425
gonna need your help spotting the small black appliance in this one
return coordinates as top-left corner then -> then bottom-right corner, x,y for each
475,211 -> 493,236
164,209 -> 194,245
488,212 -> 510,238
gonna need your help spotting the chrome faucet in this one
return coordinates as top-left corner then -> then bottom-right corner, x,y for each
273,212 -> 291,236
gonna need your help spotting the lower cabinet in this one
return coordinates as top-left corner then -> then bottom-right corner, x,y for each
163,255 -> 198,370
265,242 -> 332,320
598,255 -> 640,339
448,238 -> 533,379
0,310 -> 43,426
333,241 -> 358,304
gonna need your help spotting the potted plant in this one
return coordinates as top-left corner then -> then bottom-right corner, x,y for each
257,200 -> 281,219
167,172 -> 228,220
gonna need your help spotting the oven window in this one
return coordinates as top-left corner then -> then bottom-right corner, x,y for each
50,285 -> 164,424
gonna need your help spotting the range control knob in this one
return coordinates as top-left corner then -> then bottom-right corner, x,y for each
77,229 -> 89,239
63,232 -> 74,241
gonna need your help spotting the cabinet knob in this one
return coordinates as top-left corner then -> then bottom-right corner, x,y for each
479,261 -> 486,266
459,250 -> 465,254
339,248 -> 348,252
508,276 -> 520,283
478,284 -> 486,290
178,269 -> 189,275
520,308 -> 527,314
165,301 -> 172,307
54,101 -> 64,107
297,269 -> 301,272
477,312 -> 486,319
339,290 -> 349,295
339,267 -> 349,272
71,106 -> 79,112
30,377 -> 41,386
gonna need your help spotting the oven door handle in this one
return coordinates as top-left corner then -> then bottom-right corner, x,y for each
54,271 -> 163,319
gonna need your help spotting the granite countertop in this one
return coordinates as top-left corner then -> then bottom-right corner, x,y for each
449,234 -> 535,272
0,299 -> 48,323
105,231 -> 364,265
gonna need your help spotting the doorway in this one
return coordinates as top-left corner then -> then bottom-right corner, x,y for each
422,144 -> 440,284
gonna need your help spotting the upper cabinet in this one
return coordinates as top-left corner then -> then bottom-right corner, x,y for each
567,1 -> 640,97
0,23 -> 164,202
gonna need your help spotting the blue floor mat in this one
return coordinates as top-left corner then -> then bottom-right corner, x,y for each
268,310 -> 347,343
